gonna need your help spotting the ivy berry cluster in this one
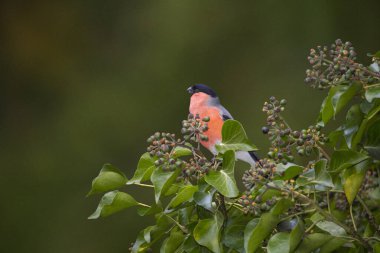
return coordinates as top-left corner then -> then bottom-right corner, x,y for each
237,193 -> 276,215
181,113 -> 209,142
238,158 -> 278,215
146,132 -> 183,172
177,156 -> 212,182
262,96 -> 328,161
146,114 -> 214,181
261,96 -> 294,164
242,158 -> 276,190
305,39 -> 380,89
295,125 -> 327,156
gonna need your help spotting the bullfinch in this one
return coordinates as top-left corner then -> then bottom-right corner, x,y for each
187,84 -> 258,167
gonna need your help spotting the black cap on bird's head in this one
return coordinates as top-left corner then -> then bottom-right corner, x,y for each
187,84 -> 218,97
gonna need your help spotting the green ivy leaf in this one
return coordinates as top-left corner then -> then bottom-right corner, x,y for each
374,242 -> 380,253
289,218 -> 304,251
271,198 -> 293,216
193,190 -> 215,212
244,212 -> 279,252
245,199 -> 293,252
352,103 -> 380,149
88,190 -> 138,219
151,168 -> 181,203
267,232 -> 291,253
222,213 -> 251,253
313,159 -> 334,188
87,164 -> 127,196
368,50 -> 380,58
276,163 -> 304,180
342,104 -> 363,148
329,150 -> 369,172
143,226 -> 155,243
343,159 -> 370,204
205,150 -> 239,198
363,119 -> 380,160
319,83 -> 361,126
164,182 -> 185,197
183,235 -> 200,252
156,213 -> 175,232
296,169 -> 315,186
131,230 -> 149,253
243,218 -> 259,252
167,185 -> 198,209
327,128 -> 346,149
215,120 -> 258,153
261,188 -> 282,202
193,212 -> 224,253
137,202 -> 163,216
310,213 -> 346,236
184,235 -> 214,253
160,229 -> 185,253
319,237 -> 348,253
294,233 -> 332,253
178,206 -> 194,226
365,85 -> 380,103
172,146 -> 193,158
128,153 -> 156,185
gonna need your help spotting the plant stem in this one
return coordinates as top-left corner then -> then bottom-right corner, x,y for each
218,193 -> 228,227
148,225 -> 174,248
317,144 -> 331,160
134,183 -> 154,188
357,195 -> 380,233
361,67 -> 380,79
176,143 -> 205,159
165,214 -> 189,234
350,205 -> 358,231
137,202 -> 151,208
364,83 -> 380,89
278,115 -> 292,130
228,203 -> 245,212
305,220 -> 320,233
327,190 -> 331,213
280,209 -> 316,221
294,189 -> 371,249
365,237 -> 380,242
260,181 -> 372,250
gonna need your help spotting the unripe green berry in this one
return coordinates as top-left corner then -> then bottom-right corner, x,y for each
200,135 -> 208,141
202,116 -> 210,122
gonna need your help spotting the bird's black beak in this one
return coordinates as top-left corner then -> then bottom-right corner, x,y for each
187,86 -> 194,94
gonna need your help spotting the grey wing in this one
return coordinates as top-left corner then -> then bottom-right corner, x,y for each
219,105 -> 234,121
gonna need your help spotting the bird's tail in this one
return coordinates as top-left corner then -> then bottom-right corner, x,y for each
248,151 -> 260,162
236,151 -> 259,168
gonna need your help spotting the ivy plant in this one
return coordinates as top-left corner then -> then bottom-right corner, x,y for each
87,39 -> 380,252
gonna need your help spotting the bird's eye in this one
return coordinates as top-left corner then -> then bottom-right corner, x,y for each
194,89 -> 199,93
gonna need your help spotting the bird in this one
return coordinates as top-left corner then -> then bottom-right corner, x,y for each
187,84 -> 258,167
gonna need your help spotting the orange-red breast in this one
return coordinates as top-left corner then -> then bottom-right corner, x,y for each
187,84 -> 258,167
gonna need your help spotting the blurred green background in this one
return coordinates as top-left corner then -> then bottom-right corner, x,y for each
1,1 -> 380,252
